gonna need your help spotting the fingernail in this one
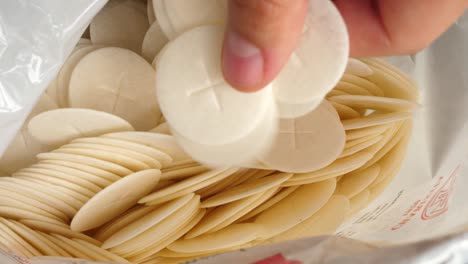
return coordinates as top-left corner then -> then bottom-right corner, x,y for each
223,31 -> 264,91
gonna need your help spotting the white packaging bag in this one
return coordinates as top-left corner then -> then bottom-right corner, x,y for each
0,1 -> 466,263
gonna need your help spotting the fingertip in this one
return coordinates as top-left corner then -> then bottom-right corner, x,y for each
222,31 -> 266,93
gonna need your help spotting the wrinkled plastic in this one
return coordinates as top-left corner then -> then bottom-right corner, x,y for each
0,0 -> 106,155
0,1 -> 467,264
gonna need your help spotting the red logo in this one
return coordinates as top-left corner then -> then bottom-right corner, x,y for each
421,165 -> 460,221
253,254 -> 302,264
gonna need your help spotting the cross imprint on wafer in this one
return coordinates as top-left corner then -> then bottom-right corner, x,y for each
97,72 -> 139,113
186,62 -> 224,111
290,53 -> 304,68
280,119 -> 314,149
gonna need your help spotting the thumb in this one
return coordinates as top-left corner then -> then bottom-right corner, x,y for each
222,0 -> 308,92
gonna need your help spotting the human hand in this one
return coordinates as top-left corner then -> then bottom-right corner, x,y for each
222,0 -> 467,92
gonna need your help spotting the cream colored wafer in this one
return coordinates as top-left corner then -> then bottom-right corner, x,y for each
90,3 -> 149,53
127,208 -> 206,263
185,192 -> 264,239
327,90 -> 349,97
28,108 -> 134,147
342,112 -> 412,130
61,143 -> 162,169
345,124 -> 390,141
53,147 -> 153,171
69,47 -> 161,130
360,120 -> 412,170
109,197 -> 200,256
19,220 -> 101,246
211,187 -> 278,232
0,177 -> 79,216
0,184 -> 69,222
0,220 -> 41,256
30,163 -> 112,188
142,21 -> 168,62
0,206 -> 64,226
16,167 -> 102,193
335,82 -> 372,96
348,189 -> 370,216
50,234 -> 96,260
201,172 -> 292,208
168,223 -> 259,254
336,164 -> 380,198
363,59 -> 416,90
345,58 -> 373,77
150,122 -> 171,135
345,132 -> 384,149
280,172 -> 343,187
361,59 -> 418,101
329,95 -> 418,112
71,137 -> 173,167
237,186 -> 300,222
94,205 -> 158,242
0,127 -> 49,175
56,46 -> 103,107
37,152 -> 133,176
38,159 -> 121,182
35,231 -> 72,257
330,101 -> 361,119
339,135 -> 383,158
103,132 -> 190,162
258,101 -> 346,173
73,239 -> 129,263
0,194 -> 65,224
71,169 -> 161,232
196,169 -> 251,198
268,195 -> 350,243
145,170 -> 237,206
147,0 -> 155,24
0,225 -> 33,257
1,219 -> 59,256
38,234 -> 77,258
139,168 -> 237,204
102,193 -> 195,249
160,165 -> 209,181
7,176 -> 88,207
369,130 -> 411,190
254,179 -> 336,239
289,150 -> 375,182
13,173 -> 96,198
340,74 -> 384,97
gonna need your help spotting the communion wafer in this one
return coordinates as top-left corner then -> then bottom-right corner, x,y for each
93,205 -> 158,242
254,179 -> 336,239
273,0 -> 348,118
269,195 -> 350,243
258,101 -> 346,173
71,136 -> 173,167
185,192 -> 264,239
142,21 -> 169,62
71,169 -> 161,232
153,0 -> 227,39
27,108 -> 133,147
102,193 -> 195,249
156,25 -> 275,147
1,219 -> 59,256
0,219 -> 41,256
90,2 -> 149,53
200,172 -> 292,208
336,164 -> 380,198
69,47 -> 161,130
60,143 -> 162,169
126,209 -> 206,263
